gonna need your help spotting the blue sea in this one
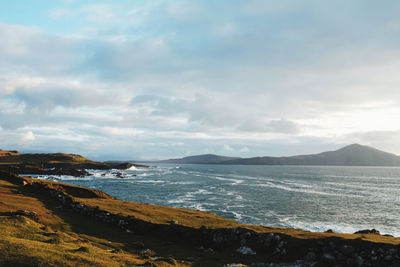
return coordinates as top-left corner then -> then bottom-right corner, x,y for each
32,164 -> 400,236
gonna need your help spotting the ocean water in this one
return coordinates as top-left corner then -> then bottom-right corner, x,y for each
31,164 -> 400,236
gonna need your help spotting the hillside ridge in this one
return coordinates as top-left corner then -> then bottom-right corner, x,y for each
158,144 -> 400,166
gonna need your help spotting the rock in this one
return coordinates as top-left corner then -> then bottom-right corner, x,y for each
139,249 -> 155,256
325,229 -> 334,233
384,255 -> 394,261
337,252 -> 345,261
262,234 -> 273,248
204,248 -> 215,253
272,234 -> 280,243
341,245 -> 355,256
237,246 -> 256,255
354,255 -> 364,266
111,163 -> 133,170
321,253 -> 336,263
115,172 -> 124,178
15,209 -> 38,218
168,220 -> 178,225
354,229 -> 380,235
304,251 -> 317,262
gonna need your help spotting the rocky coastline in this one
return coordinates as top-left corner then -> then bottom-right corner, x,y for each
2,171 -> 400,267
0,150 -> 146,177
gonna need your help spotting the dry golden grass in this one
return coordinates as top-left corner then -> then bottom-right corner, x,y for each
0,178 -> 190,267
0,152 -> 93,165
79,197 -> 239,229
0,150 -> 20,157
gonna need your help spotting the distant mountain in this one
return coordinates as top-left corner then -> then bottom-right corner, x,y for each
158,144 -> 400,166
158,154 -> 240,164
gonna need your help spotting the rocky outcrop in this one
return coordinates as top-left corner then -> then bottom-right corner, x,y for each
0,164 -> 89,177
0,151 -> 143,177
354,229 -> 380,235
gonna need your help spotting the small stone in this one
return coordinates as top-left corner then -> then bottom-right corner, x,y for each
204,248 -> 215,253
236,246 -> 256,255
341,245 -> 355,256
322,253 -> 336,263
15,209 -> 38,218
304,251 -> 317,262
139,249 -> 155,256
354,255 -> 364,266
384,255 -> 393,261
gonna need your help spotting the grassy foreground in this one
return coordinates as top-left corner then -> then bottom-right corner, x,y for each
1,172 -> 400,267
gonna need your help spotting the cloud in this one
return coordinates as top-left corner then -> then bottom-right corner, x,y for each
1,1 -> 400,159
21,131 -> 35,143
239,146 -> 250,153
49,4 -> 114,22
223,144 -> 234,151
266,119 -> 301,134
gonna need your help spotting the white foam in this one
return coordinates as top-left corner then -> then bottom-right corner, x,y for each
253,181 -> 361,198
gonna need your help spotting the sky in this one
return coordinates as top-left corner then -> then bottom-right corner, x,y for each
1,0 -> 400,160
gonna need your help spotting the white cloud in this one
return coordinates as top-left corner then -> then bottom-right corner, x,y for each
21,131 -> 35,143
239,146 -> 250,153
80,4 -> 114,22
48,8 -> 71,19
223,144 -> 234,151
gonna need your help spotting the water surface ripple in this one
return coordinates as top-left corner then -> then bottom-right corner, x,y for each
32,164 -> 400,236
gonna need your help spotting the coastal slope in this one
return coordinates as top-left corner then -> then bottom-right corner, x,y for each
159,144 -> 400,166
0,150 -> 137,176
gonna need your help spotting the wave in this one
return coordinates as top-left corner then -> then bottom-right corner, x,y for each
253,181 -> 361,198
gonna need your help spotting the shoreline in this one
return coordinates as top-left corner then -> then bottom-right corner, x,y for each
2,170 -> 400,266
24,172 -> 400,238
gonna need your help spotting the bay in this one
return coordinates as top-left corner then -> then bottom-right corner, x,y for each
33,164 -> 400,236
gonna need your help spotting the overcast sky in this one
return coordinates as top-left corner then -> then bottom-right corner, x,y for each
1,0 -> 400,160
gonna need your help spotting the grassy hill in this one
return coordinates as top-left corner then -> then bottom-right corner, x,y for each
0,150 -> 94,165
0,150 -> 134,176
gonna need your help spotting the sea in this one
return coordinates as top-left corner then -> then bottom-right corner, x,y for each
31,164 -> 400,236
